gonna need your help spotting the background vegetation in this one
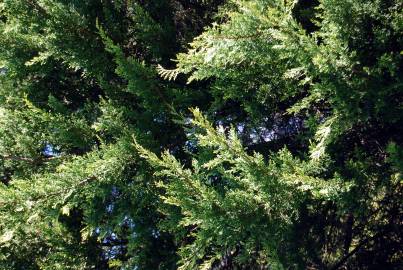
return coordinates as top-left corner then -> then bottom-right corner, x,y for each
0,0 -> 402,269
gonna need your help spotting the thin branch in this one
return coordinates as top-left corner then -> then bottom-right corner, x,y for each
33,175 -> 97,202
211,31 -> 265,41
330,233 -> 379,270
2,155 -> 60,164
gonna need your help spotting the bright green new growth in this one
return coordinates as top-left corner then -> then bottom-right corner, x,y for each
134,108 -> 349,269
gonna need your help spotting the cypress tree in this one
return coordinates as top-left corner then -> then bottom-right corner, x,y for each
0,0 -> 401,269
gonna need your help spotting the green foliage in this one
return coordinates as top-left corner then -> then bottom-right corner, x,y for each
0,0 -> 401,269
134,108 -> 349,269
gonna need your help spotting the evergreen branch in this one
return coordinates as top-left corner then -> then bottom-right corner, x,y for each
209,31 -> 265,41
32,175 -> 97,203
157,65 -> 180,81
1,155 -> 61,164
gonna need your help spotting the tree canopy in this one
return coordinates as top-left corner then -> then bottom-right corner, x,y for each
0,0 -> 402,269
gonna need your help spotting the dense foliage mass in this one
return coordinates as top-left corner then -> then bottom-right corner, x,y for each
0,0 -> 402,269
